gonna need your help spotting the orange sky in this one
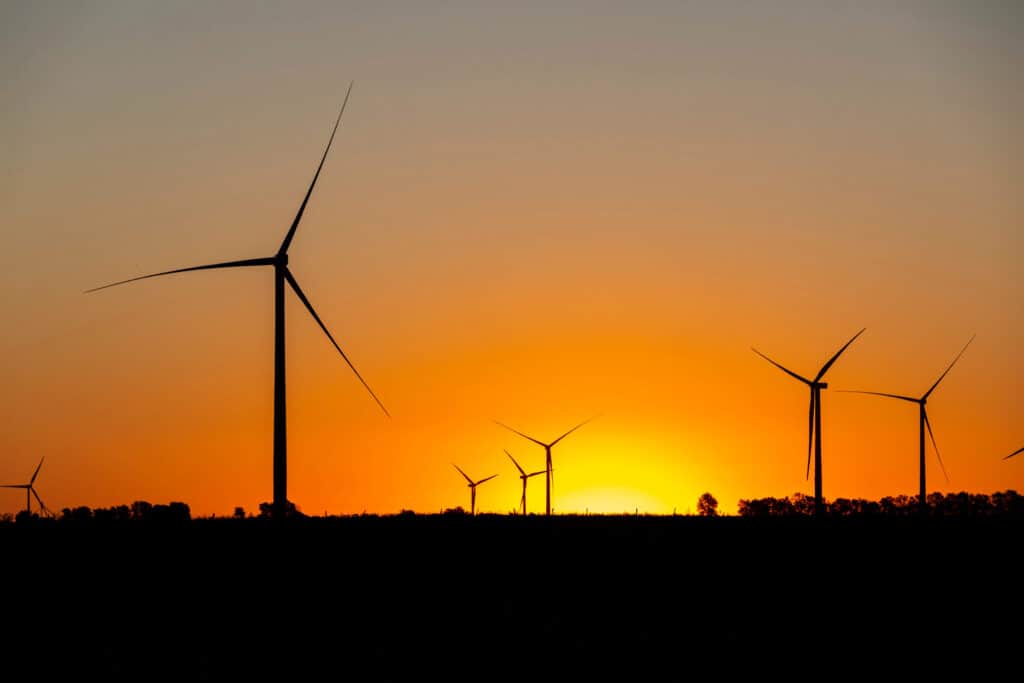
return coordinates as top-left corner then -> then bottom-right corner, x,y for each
1,2 -> 1021,516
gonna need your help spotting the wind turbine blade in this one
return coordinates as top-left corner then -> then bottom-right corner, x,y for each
475,474 -> 499,486
923,410 -> 949,483
814,328 -> 866,382
30,457 -> 44,485
278,82 -> 354,256
494,421 -> 546,447
505,450 -> 526,476
527,470 -> 547,478
284,269 -> 390,417
1004,447 -> 1024,461
550,414 -> 600,447
923,335 -> 975,400
30,488 -> 47,513
804,394 -> 815,481
453,464 -> 473,484
549,458 -> 555,495
85,257 -> 275,293
751,348 -> 812,385
0,484 -> 28,489
836,390 -> 918,403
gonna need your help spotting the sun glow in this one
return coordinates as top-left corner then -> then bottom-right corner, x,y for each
555,487 -> 671,516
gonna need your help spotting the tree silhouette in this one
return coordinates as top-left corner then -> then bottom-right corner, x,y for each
131,500 -> 153,521
15,510 -> 35,524
163,502 -> 191,522
62,506 -> 93,522
259,500 -> 300,518
697,493 -> 719,517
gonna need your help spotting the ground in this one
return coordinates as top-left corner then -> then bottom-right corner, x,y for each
1,514 -> 1019,680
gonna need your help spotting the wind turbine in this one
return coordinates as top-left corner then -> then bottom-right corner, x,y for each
452,464 -> 497,515
505,449 -> 545,515
87,83 -> 389,515
840,335 -> 974,511
2,457 -> 50,517
1005,448 -> 1024,461
494,415 -> 598,516
752,329 -> 865,517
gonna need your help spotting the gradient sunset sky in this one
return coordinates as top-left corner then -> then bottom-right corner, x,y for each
2,1 -> 1021,516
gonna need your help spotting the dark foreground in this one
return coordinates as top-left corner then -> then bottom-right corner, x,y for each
2,515 -> 1020,680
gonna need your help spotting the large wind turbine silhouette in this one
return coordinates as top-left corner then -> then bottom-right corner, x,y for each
495,416 -> 598,516
452,464 -> 498,515
752,329 -> 865,517
87,83 -> 389,514
1005,448 -> 1024,461
1,458 -> 50,516
505,450 -> 545,515
840,335 -> 974,511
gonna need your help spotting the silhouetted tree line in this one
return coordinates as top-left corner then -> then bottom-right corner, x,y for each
21,500 -> 193,525
5,491 -> 1022,524
737,491 -> 1024,518
7,499 -> 304,523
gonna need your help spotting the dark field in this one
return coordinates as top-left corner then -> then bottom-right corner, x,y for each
2,515 -> 1020,680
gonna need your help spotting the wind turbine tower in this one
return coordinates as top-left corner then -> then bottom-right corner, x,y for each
505,450 -> 545,515
1,458 -> 50,517
841,335 -> 974,511
88,84 -> 389,515
752,329 -> 865,517
453,464 -> 498,515
495,416 -> 598,516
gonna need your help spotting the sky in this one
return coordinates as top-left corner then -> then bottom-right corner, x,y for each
1,1 -> 1021,516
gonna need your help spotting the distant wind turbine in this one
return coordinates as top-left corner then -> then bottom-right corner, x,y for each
453,464 -> 498,515
840,335 -> 974,511
752,329 -> 866,517
495,415 -> 599,516
1005,448 -> 1024,461
86,83 -> 389,515
505,450 -> 546,515
2,457 -> 50,517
